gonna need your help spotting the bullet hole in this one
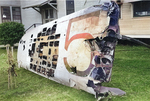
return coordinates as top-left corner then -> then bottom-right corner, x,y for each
29,44 -> 31,46
42,67 -> 46,75
52,24 -> 57,34
46,28 -> 51,35
31,34 -> 33,38
47,62 -> 51,67
55,34 -> 60,39
28,49 -> 32,57
42,32 -> 45,36
34,38 -> 36,42
48,49 -> 51,55
47,69 -> 54,77
40,42 -> 48,48
19,40 -> 26,44
43,55 -> 47,60
50,36 -> 55,39
47,35 -> 55,40
33,65 -> 37,71
49,42 -> 54,47
28,43 -> 36,57
36,61 -> 38,64
30,58 -> 33,62
52,55 -> 58,61
37,66 -> 41,73
36,47 -> 39,52
42,60 -> 47,65
38,38 -> 40,41
41,38 -> 43,40
37,32 -> 41,37
19,40 -> 23,44
102,58 -> 111,64
54,41 -> 59,47
30,64 -> 33,69
47,36 -> 50,40
39,54 -> 43,59
23,45 -> 25,50
43,27 -> 47,32
31,43 -> 36,53
52,62 -> 57,69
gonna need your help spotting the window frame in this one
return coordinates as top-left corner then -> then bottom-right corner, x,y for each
44,8 -> 55,23
12,7 -> 22,23
133,1 -> 150,17
1,6 -> 22,23
66,0 -> 75,15
1,6 -> 11,22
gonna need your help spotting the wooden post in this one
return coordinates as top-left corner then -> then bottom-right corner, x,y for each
6,45 -> 17,89
11,46 -> 13,57
6,45 -> 10,89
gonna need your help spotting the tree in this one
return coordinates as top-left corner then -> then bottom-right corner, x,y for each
0,22 -> 24,46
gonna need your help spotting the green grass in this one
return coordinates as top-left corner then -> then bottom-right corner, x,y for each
0,45 -> 150,101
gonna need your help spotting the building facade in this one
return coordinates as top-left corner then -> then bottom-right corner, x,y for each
0,0 -> 150,38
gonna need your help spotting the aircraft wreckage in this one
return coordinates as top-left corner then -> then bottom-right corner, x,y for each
17,1 -> 150,100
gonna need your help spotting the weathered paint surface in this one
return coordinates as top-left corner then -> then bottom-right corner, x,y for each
18,1 -> 126,100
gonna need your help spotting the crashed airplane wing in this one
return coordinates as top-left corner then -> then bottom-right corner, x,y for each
18,1 -> 126,100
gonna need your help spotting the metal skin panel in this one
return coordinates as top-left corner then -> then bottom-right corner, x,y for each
18,1 -> 126,100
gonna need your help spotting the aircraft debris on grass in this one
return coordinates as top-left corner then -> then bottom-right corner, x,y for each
17,1 -> 150,100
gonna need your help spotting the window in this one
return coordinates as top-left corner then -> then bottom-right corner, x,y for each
133,1 -> 150,17
1,6 -> 21,23
1,7 -> 11,22
66,0 -> 74,15
12,7 -> 22,23
45,9 -> 54,19
44,8 -> 55,23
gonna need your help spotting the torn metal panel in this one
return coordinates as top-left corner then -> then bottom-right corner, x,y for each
17,1 -> 129,100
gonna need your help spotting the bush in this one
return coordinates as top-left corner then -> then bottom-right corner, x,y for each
0,22 -> 24,46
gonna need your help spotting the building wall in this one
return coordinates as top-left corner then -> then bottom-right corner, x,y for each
21,0 -> 42,30
119,2 -> 150,38
57,0 -> 66,18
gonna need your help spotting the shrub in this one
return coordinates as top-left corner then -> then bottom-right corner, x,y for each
0,22 -> 24,46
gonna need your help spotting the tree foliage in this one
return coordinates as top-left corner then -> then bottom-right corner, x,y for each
0,22 -> 24,46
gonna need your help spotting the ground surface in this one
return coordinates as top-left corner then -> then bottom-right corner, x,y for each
0,45 -> 150,101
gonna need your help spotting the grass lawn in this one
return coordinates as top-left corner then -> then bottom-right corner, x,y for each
0,45 -> 150,101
